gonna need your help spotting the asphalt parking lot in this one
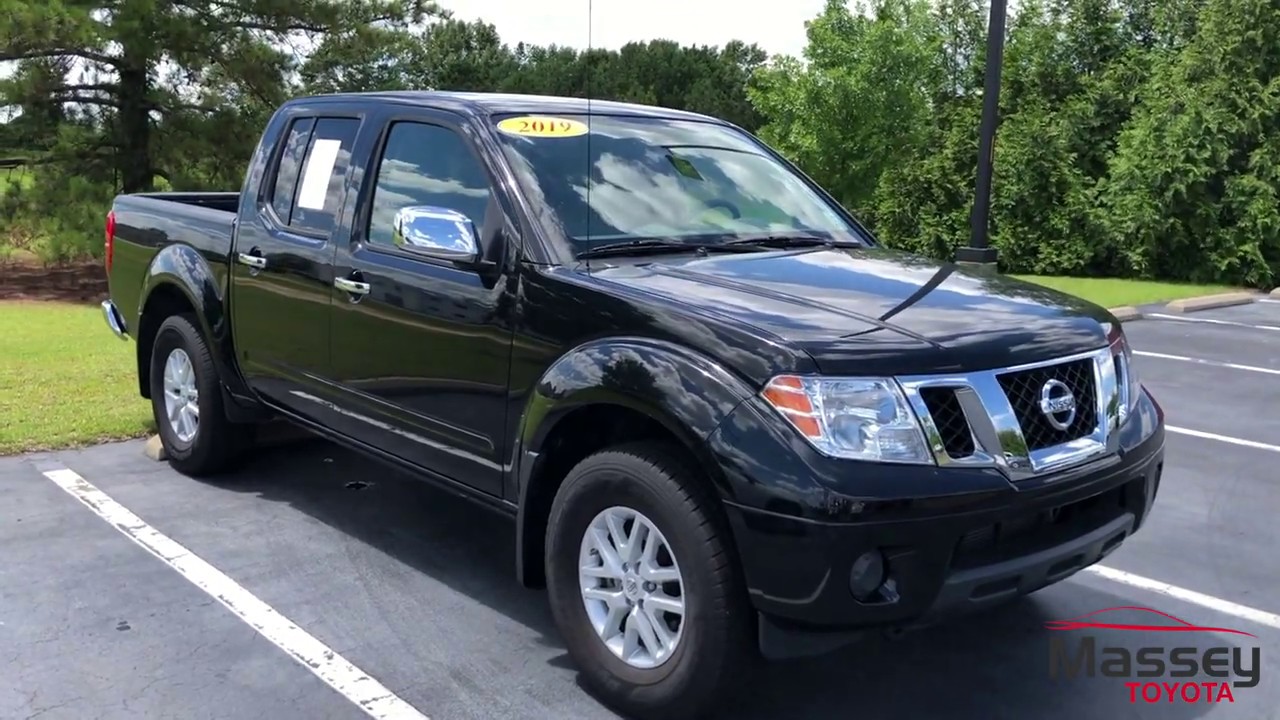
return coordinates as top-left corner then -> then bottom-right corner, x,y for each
3,300 -> 1279,720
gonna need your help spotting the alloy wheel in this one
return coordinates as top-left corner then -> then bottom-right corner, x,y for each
162,347 -> 200,443
578,505 -> 686,669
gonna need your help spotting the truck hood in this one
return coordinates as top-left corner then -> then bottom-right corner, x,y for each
588,247 -> 1114,376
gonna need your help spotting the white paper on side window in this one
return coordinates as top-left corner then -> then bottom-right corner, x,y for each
295,138 -> 342,210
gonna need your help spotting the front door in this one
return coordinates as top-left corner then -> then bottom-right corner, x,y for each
328,113 -> 516,496
230,113 -> 362,423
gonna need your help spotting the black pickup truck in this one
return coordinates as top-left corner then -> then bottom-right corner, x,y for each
101,91 -> 1165,719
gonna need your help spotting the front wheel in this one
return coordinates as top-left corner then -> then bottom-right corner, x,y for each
545,441 -> 754,720
148,313 -> 249,476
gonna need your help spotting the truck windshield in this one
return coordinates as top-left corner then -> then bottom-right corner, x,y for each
491,113 -> 866,255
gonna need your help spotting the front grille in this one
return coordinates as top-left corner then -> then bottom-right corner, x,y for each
919,386 -> 975,458
997,358 -> 1097,450
901,347 -> 1115,478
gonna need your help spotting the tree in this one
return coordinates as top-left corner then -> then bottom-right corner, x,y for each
300,16 -> 517,95
0,0 -> 439,192
1103,0 -> 1280,286
748,0 -> 940,216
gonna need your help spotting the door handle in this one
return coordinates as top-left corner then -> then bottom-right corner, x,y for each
236,252 -> 267,270
334,277 -> 371,295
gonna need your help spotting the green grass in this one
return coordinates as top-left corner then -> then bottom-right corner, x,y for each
1011,275 -> 1241,307
0,301 -> 154,455
1,167 -> 33,191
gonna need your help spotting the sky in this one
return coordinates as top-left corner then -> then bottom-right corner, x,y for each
436,0 -> 831,59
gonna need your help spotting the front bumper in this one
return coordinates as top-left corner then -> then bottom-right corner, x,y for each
708,389 -> 1165,659
102,299 -> 128,339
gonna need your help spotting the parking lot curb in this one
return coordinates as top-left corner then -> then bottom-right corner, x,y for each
141,421 -> 314,462
1108,306 -> 1142,321
1164,291 -> 1259,313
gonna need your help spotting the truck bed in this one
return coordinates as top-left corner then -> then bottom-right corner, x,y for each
106,192 -> 241,333
130,191 -> 242,214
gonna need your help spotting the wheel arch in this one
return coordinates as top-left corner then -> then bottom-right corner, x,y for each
136,282 -> 200,399
511,337 -> 755,588
135,244 -> 255,411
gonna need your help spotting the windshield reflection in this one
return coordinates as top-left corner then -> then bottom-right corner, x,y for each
493,114 -> 865,254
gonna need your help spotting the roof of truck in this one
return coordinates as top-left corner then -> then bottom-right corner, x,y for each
290,90 -> 728,125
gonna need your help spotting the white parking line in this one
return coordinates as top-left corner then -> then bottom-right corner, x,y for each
1166,425 -> 1280,454
41,466 -> 430,720
1087,565 -> 1280,631
1134,350 -> 1280,376
1147,312 -> 1280,332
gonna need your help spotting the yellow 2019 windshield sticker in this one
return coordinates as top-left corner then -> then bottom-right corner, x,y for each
496,116 -> 589,138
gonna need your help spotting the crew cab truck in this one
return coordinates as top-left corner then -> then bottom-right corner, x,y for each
101,91 -> 1166,719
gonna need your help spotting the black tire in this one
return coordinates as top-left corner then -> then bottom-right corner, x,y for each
148,313 -> 250,476
545,441 -> 754,720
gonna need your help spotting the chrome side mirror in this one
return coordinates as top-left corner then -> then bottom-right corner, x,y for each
391,205 -> 479,262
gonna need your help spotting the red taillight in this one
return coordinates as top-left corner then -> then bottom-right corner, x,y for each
105,210 -> 116,272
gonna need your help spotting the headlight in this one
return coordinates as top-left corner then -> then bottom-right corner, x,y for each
760,375 -> 933,464
1109,327 -> 1141,425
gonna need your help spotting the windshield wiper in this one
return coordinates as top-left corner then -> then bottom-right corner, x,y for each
723,234 -> 863,250
576,239 -> 761,259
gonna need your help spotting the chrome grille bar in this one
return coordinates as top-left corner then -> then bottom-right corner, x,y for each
898,347 -> 1120,481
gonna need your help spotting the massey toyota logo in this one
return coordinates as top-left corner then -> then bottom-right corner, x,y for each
1039,379 -> 1077,430
1047,607 -> 1261,705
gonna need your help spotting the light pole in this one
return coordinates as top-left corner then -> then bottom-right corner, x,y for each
955,0 -> 1008,269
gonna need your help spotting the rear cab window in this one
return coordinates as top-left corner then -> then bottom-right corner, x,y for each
266,116 -> 361,237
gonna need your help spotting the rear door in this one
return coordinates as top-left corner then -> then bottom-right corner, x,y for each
327,108 -> 519,496
230,109 -> 362,423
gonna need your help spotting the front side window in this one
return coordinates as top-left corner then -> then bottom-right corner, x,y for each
493,114 -> 863,253
366,121 -> 492,248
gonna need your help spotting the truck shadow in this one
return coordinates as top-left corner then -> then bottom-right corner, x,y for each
224,436 -> 1223,720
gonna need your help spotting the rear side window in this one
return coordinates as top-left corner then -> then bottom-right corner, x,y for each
290,118 -> 360,235
267,116 -> 360,236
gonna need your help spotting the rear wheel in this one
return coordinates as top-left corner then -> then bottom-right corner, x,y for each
545,441 -> 754,720
148,314 -> 249,476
